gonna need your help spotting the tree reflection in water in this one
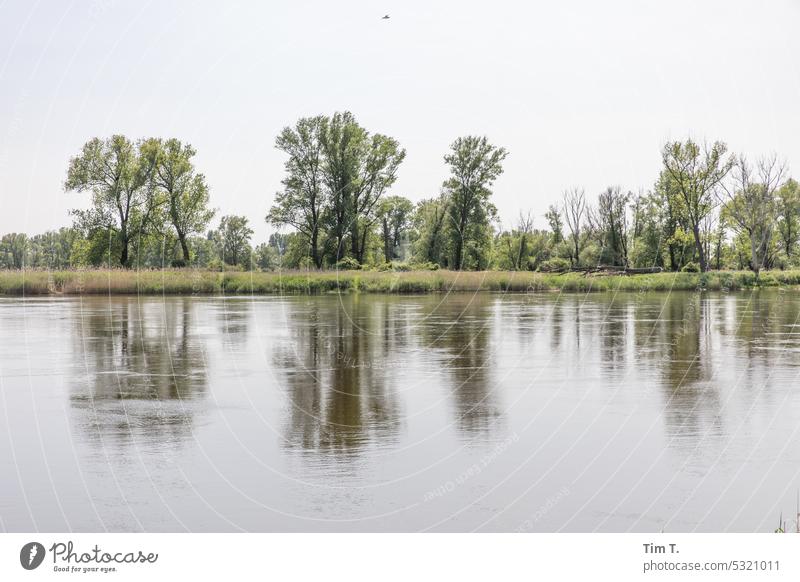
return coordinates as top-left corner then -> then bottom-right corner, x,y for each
70,297 -> 208,445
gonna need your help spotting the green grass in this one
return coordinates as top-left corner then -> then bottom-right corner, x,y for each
2,268 -> 800,296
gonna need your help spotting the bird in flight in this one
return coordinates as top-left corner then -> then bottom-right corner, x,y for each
382,14 -> 390,20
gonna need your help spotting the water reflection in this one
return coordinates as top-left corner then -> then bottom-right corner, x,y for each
70,298 -> 208,442
651,294 -> 719,438
7,290 -> 794,531
429,296 -> 500,437
216,299 -> 251,348
276,297 -> 403,455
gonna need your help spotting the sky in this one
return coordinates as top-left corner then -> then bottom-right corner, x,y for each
1,0 -> 799,241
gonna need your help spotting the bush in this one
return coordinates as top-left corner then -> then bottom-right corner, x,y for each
297,256 -> 316,270
681,262 -> 700,273
207,257 -> 225,271
539,257 -> 570,272
409,261 -> 439,271
335,257 -> 361,271
170,258 -> 187,268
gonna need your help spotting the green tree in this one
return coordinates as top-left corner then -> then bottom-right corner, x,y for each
596,186 -> 630,266
320,112 -> 405,264
412,194 -> 449,266
376,195 -> 414,262
545,205 -> 563,244
253,243 -> 279,271
628,190 -> 666,268
216,215 -> 254,266
722,154 -> 785,278
28,228 -> 80,269
146,138 -> 214,265
442,136 -> 507,270
65,135 -> 162,267
776,178 -> 800,262
661,139 -> 733,272
0,233 -> 28,268
267,116 -> 327,268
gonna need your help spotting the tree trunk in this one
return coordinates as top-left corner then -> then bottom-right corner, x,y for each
454,239 -> 463,271
691,224 -> 707,272
573,238 -> 579,267
454,213 -> 467,270
350,221 -> 359,263
120,230 -> 130,268
311,229 -> 321,269
517,237 -> 527,270
358,226 -> 369,264
382,219 -> 392,263
179,234 -> 191,264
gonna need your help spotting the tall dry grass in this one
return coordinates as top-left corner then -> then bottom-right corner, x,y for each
2,268 -> 800,295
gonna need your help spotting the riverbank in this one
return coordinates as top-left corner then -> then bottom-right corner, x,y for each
2,269 -> 800,295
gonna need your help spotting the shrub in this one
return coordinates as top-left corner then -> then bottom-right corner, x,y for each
539,257 -> 570,272
335,257 -> 361,270
207,257 -> 225,271
409,261 -> 439,271
681,262 -> 700,273
297,256 -> 316,269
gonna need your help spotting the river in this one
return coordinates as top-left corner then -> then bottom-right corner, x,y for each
1,291 -> 799,532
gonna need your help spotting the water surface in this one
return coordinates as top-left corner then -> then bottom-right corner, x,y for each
1,291 -> 799,532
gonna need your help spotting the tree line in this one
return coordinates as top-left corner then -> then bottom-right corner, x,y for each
1,112 -> 798,276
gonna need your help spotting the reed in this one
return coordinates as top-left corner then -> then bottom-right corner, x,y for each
2,268 -> 800,296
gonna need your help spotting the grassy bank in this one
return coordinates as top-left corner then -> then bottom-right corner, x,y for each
3,269 -> 800,296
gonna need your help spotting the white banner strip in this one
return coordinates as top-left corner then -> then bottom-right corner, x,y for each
0,533 -> 798,581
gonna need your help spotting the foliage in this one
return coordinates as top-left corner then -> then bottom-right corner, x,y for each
0,129 -> 789,280
335,256 -> 362,270
660,139 -> 733,271
539,257 -> 570,272
214,215 -> 254,267
442,136 -> 507,270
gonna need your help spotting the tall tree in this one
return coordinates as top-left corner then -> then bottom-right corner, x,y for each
320,112 -> 362,261
629,190 -> 666,268
776,178 -> 800,261
216,215 -> 254,267
0,233 -> 28,268
376,195 -> 414,262
661,139 -> 733,272
722,154 -> 786,278
562,187 -> 586,266
545,205 -> 563,244
319,112 -> 405,264
267,116 -> 327,268
351,133 -> 405,263
514,211 -> 534,270
596,186 -> 630,266
412,194 -> 449,266
145,138 -> 215,264
442,136 -> 507,270
65,135 -> 161,267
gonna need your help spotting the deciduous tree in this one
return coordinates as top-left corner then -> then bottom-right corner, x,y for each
442,136 -> 507,270
661,139 -> 733,272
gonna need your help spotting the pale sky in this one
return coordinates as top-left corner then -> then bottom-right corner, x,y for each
1,0 -> 799,241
